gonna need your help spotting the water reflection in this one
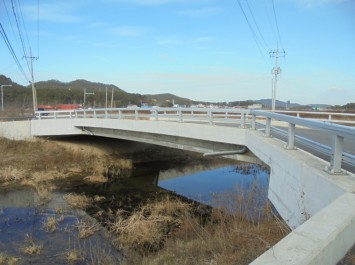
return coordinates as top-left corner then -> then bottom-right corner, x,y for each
158,164 -> 270,213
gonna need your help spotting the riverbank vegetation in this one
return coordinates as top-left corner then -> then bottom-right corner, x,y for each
0,136 -> 290,264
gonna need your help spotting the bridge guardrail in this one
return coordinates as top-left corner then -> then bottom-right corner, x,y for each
35,107 -> 355,174
251,110 -> 355,174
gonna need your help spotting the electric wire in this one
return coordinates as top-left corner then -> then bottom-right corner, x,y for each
271,0 -> 283,47
17,0 -> 32,52
37,0 -> 39,57
236,0 -> 271,67
0,23 -> 30,82
1,0 -> 22,54
245,0 -> 270,51
11,0 -> 31,73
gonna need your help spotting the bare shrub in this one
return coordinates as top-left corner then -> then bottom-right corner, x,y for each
110,196 -> 191,254
0,166 -> 26,183
119,190 -> 290,265
84,175 -> 108,184
42,217 -> 58,233
66,250 -> 83,264
64,193 -> 92,209
0,253 -> 6,265
21,236 -> 43,256
76,218 -> 100,239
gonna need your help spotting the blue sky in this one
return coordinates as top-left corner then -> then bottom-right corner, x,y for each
1,0 -> 354,105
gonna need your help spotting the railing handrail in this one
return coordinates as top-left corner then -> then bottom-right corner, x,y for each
252,110 -> 355,139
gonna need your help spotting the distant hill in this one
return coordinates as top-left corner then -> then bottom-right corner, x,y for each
2,74 -> 353,111
144,93 -> 193,106
35,79 -> 125,93
254,99 -> 301,108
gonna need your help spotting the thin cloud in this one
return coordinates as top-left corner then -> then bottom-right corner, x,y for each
178,7 -> 223,17
327,86 -> 346,92
156,36 -> 214,46
110,26 -> 149,37
23,3 -> 83,23
294,0 -> 349,8
103,0 -> 211,6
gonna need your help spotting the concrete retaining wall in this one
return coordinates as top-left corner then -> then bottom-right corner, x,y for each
250,192 -> 355,265
245,130 -> 355,229
0,120 -> 32,140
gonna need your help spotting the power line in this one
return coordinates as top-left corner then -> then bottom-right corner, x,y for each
11,0 -> 31,73
271,0 -> 283,47
245,0 -> 270,51
0,23 -> 30,82
235,0 -> 270,66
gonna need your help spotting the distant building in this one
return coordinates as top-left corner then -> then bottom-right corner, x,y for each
248,104 -> 262,109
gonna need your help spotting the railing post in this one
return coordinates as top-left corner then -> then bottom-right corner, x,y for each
328,114 -> 332,121
119,110 -> 122,119
154,110 -> 158,121
251,114 -> 256,130
329,135 -> 344,174
94,110 -> 97,119
286,123 -> 296,149
54,112 -> 57,119
208,110 -> 213,125
179,109 -> 183,123
265,117 -> 271,137
105,110 -> 108,119
241,113 -> 245,128
135,110 -> 138,120
84,111 -> 87,119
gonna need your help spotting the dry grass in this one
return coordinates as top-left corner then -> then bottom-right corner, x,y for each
84,175 -> 108,183
115,191 -> 290,265
76,218 -> 100,239
42,216 -> 58,233
64,193 -> 92,209
0,253 -> 20,265
21,236 -> 43,256
0,253 -> 6,265
0,137 -> 133,187
110,196 -> 191,254
66,250 -> 83,264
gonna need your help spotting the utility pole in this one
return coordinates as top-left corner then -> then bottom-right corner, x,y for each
83,88 -> 95,108
105,87 -> 108,108
24,49 -> 39,114
110,87 -> 114,108
269,46 -> 285,111
1,84 -> 12,112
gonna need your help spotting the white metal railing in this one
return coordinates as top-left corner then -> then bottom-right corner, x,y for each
274,110 -> 355,125
251,110 -> 355,174
35,107 -> 355,174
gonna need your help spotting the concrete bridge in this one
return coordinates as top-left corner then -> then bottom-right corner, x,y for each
1,107 -> 355,265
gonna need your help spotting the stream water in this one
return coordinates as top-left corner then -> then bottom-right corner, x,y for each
0,147 -> 270,264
